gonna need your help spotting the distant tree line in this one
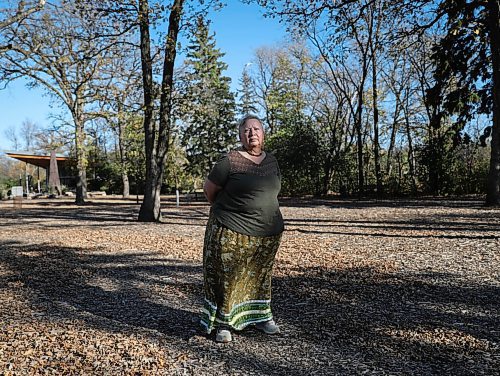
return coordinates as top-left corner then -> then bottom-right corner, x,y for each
0,0 -> 499,219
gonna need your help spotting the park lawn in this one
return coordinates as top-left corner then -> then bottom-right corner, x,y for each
0,197 -> 499,375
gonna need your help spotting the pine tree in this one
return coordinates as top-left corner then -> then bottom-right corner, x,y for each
179,17 -> 237,180
237,67 -> 259,116
426,0 -> 500,205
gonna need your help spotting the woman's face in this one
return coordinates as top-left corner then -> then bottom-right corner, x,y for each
240,119 -> 264,150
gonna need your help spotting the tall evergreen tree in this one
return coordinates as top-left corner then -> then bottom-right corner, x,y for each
179,16 -> 237,180
237,66 -> 259,116
426,0 -> 500,205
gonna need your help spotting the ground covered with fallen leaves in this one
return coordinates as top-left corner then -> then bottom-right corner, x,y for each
0,196 -> 499,375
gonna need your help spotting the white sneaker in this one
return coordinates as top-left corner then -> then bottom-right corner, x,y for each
255,320 -> 280,334
215,328 -> 232,343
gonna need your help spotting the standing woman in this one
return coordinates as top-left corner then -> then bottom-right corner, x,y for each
200,115 -> 284,343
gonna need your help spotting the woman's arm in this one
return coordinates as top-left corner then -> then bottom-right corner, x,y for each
203,178 -> 222,204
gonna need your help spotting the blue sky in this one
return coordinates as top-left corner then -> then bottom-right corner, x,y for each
0,2 -> 287,150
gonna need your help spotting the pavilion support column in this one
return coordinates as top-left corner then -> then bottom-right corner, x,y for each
46,165 -> 50,192
25,163 -> 28,195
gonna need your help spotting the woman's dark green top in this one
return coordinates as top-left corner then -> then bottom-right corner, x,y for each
208,150 -> 284,237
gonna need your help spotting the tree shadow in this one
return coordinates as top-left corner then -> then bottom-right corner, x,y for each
0,206 -> 139,224
292,228 -> 499,239
283,207 -> 499,239
278,196 -> 490,209
0,201 -> 210,228
0,239 -> 320,375
1,197 -> 499,375
0,241 -> 202,339
285,217 -> 500,231
1,238 -> 498,375
271,265 -> 499,375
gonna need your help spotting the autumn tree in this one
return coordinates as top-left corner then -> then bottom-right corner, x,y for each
249,1 -> 367,195
0,1 -> 127,204
92,42 -> 143,198
251,46 -> 303,134
0,0 -> 45,53
3,125 -> 20,150
76,0 -> 223,220
136,0 -> 185,220
246,43 -> 350,195
252,0 -> 499,201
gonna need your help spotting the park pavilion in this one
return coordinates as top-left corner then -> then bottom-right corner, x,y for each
3,150 -> 72,194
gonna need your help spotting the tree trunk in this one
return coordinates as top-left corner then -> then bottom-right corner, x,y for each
356,91 -> 365,196
371,48 -> 382,196
428,129 -> 439,195
74,115 -> 87,205
322,146 -> 336,196
122,172 -> 130,198
404,108 -> 418,194
138,0 -> 184,221
138,0 -> 156,220
140,162 -> 163,221
385,93 -> 401,178
136,14 -> 158,218
117,119 -> 130,198
486,0 -> 500,206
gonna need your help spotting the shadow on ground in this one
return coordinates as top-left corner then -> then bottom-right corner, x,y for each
1,236 -> 498,375
278,196 -> 491,209
1,198 -> 499,374
0,201 -> 208,228
4,199 -> 498,242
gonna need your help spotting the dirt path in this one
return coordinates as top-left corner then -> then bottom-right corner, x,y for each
0,197 -> 499,375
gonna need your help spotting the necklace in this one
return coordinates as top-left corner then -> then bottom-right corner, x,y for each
246,150 -> 263,157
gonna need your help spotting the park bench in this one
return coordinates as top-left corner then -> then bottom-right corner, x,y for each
87,191 -> 107,198
185,189 -> 205,202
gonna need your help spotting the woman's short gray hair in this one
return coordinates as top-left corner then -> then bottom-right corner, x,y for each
238,114 -> 263,133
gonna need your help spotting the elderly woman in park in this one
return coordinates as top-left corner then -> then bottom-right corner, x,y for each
200,115 -> 284,343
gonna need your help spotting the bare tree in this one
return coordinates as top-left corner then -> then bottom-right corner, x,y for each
0,0 -> 45,40
3,125 -> 20,150
0,1 -> 127,204
93,41 -> 143,198
252,46 -> 287,134
20,119 -> 39,151
136,0 -> 185,221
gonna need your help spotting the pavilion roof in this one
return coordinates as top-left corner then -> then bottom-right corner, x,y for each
3,151 -> 70,169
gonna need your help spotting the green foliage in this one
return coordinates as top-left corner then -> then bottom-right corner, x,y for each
178,16 -> 237,180
428,1 -> 491,132
237,68 -> 259,116
330,148 -> 360,196
415,130 -> 456,195
162,137 -> 200,192
266,116 -> 324,196
0,174 -> 16,200
122,116 -> 146,195
88,156 -> 121,193
0,155 -> 22,198
415,129 -> 490,195
449,142 -> 490,195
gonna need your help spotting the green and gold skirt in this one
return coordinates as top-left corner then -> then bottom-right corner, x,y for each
200,213 -> 282,334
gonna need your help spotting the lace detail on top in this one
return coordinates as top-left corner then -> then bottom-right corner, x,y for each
227,151 -> 279,177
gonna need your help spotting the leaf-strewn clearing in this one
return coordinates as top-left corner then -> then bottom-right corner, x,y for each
0,197 -> 498,375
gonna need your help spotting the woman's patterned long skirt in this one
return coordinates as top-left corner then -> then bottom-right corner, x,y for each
200,213 -> 282,334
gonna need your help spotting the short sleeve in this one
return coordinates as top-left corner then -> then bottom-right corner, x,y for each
207,154 -> 230,187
